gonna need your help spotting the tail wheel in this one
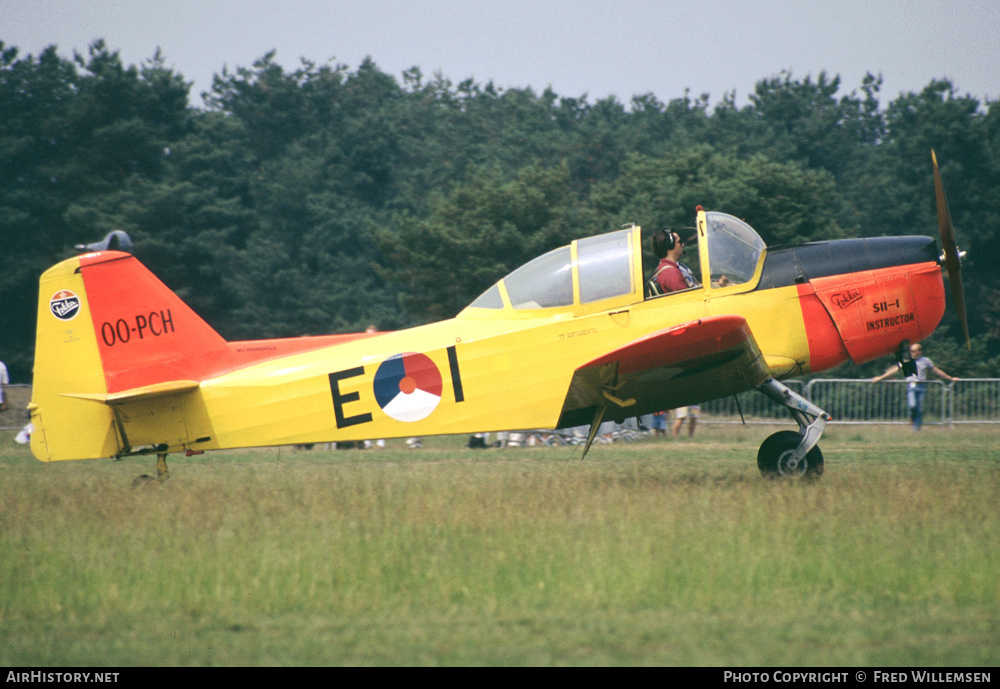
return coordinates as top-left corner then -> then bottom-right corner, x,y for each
757,430 -> 824,481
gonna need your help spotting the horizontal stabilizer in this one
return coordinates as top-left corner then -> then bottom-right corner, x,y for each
64,380 -> 201,405
65,379 -> 209,458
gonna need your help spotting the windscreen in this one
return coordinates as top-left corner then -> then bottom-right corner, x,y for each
705,212 -> 765,287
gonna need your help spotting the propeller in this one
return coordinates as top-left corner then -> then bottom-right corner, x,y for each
931,149 -> 971,349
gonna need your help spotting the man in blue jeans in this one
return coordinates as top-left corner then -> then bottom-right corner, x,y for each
872,343 -> 958,430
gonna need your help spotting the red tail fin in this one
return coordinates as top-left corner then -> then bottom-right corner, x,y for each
79,252 -> 230,393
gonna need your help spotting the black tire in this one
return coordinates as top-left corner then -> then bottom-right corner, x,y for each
757,430 -> 824,480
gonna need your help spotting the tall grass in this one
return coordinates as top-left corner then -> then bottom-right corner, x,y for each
1,426 -> 998,666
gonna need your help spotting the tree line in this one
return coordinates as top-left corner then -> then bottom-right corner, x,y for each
2,40 -> 999,382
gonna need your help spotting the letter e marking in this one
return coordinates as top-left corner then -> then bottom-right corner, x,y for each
329,367 -> 373,428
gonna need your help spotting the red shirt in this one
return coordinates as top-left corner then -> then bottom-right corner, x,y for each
654,259 -> 691,293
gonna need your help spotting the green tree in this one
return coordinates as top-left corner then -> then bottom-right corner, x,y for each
375,163 -> 594,322
0,41 -> 190,380
880,81 -> 1000,348
0,43 -> 77,378
81,111 -> 258,336
589,147 -> 844,247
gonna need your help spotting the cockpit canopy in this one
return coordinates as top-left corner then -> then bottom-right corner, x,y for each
460,211 -> 767,318
463,227 -> 640,316
703,212 -> 766,287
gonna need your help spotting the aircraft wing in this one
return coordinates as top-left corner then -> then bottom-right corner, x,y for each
556,315 -> 771,428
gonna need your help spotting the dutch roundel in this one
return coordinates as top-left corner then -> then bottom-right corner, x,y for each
373,352 -> 443,422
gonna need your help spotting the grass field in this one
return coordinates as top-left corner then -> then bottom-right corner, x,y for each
2,424 -> 998,666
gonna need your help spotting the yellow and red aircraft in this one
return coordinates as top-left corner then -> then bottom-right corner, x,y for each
28,152 -> 968,480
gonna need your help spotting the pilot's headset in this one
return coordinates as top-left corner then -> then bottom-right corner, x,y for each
652,228 -> 677,257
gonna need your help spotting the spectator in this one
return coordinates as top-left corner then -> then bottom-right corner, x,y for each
672,406 -> 700,437
650,411 -> 668,437
871,343 -> 957,430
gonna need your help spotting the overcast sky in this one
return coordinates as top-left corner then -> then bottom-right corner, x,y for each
4,0 -> 999,109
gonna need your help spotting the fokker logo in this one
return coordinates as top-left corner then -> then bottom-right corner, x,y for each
831,289 -> 863,309
50,290 -> 81,321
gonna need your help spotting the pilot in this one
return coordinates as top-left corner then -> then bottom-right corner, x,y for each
649,229 -> 699,294
871,342 -> 958,431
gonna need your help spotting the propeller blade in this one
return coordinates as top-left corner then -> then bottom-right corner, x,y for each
932,150 -> 971,349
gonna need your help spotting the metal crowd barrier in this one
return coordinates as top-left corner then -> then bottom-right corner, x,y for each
690,379 -> 1000,427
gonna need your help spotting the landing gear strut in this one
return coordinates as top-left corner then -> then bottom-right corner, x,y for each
755,378 -> 831,480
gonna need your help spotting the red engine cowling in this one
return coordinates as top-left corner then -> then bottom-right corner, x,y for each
805,261 -> 946,365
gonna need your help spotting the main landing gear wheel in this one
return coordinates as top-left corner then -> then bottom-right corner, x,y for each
754,378 -> 831,481
757,430 -> 824,481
